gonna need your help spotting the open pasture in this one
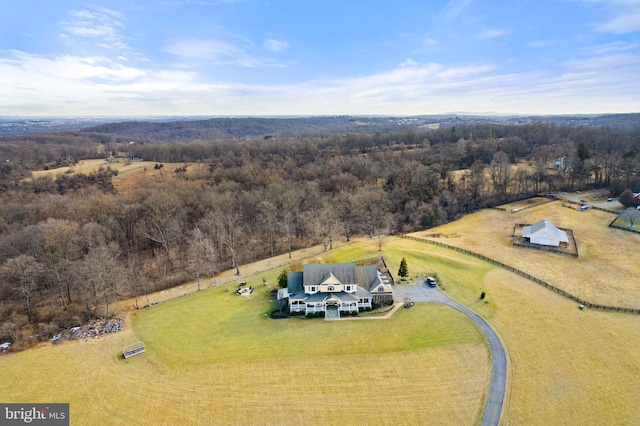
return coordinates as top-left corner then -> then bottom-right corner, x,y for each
2,236 -> 639,424
1,238 -> 492,425
30,159 -> 209,195
413,202 -> 640,308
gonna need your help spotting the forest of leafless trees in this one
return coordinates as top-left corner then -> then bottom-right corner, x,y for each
0,121 -> 638,348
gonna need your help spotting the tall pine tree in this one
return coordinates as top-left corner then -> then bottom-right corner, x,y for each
398,257 -> 409,280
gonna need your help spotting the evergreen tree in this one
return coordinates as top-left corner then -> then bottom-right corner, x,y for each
398,257 -> 409,280
277,268 -> 289,288
576,142 -> 591,161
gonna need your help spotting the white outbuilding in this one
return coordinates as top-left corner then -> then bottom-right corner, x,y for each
522,219 -> 568,247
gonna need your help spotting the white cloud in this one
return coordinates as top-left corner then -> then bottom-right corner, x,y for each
164,38 -> 285,67
576,0 -> 640,33
164,39 -> 244,61
437,0 -> 473,22
263,39 -> 289,52
60,8 -> 129,49
475,29 -> 507,39
584,40 -> 640,54
0,50 -> 638,116
422,38 -> 439,47
525,40 -> 558,48
163,0 -> 246,5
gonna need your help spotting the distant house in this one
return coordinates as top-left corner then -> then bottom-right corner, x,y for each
522,219 -> 568,247
282,263 -> 393,319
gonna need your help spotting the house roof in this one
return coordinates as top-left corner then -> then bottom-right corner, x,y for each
288,291 -> 306,301
302,263 -> 357,287
354,287 -> 373,299
320,272 -> 342,286
287,271 -> 303,294
522,218 -> 568,243
355,265 -> 381,291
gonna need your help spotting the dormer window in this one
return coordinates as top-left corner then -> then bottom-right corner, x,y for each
378,286 -> 384,292
328,285 -> 335,292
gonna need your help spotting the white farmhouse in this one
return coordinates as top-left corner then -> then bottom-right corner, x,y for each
284,263 -> 393,320
522,219 -> 568,247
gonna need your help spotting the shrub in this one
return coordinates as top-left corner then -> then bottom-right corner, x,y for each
277,268 -> 289,288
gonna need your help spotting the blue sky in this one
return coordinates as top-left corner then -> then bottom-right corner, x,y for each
1,0 -> 639,116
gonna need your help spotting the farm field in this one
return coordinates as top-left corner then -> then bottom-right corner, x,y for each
411,201 -> 640,308
30,158 -> 208,195
1,235 -> 639,424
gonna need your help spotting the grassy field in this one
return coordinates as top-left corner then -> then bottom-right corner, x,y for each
29,159 -> 209,195
2,232 -> 640,424
0,239 -> 492,425
414,201 -> 640,308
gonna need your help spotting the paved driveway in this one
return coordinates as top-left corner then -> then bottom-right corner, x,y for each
395,281 -> 507,426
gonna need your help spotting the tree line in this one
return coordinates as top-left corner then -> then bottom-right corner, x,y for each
0,121 -> 638,348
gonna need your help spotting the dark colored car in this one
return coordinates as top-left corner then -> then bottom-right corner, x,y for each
426,277 -> 437,287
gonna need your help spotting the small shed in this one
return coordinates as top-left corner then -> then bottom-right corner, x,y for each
522,219 -> 568,247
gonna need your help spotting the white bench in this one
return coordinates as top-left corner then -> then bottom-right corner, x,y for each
123,342 -> 145,358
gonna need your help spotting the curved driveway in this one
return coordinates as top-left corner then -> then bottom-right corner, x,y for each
394,282 -> 507,426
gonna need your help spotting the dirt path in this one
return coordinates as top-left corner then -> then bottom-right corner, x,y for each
114,242 -> 345,313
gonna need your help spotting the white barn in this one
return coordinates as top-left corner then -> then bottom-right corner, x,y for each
522,219 -> 568,247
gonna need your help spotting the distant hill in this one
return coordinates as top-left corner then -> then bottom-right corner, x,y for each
81,116 -> 421,141
82,114 -> 640,141
2,113 -> 639,139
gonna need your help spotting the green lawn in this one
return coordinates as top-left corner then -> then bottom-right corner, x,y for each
0,237 -> 493,425
4,229 -> 638,425
131,286 -> 485,367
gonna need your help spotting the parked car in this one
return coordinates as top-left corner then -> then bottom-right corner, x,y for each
426,277 -> 437,287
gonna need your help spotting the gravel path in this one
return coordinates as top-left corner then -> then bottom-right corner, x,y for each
394,282 -> 507,426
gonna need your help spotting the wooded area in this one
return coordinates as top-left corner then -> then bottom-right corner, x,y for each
1,120 -> 638,348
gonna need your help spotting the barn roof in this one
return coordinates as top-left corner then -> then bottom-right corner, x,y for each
522,218 -> 568,243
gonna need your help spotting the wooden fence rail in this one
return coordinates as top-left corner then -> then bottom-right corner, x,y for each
400,235 -> 640,315
510,199 -> 558,213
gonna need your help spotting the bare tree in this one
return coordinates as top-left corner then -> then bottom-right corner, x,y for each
2,255 -> 43,322
258,199 -> 279,257
79,243 -> 126,318
531,148 -> 551,193
140,190 -> 184,270
352,186 -> 391,238
467,160 -> 486,202
209,192 -> 244,275
42,219 -> 81,307
187,227 -> 216,291
334,193 -> 357,242
489,151 -> 512,196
